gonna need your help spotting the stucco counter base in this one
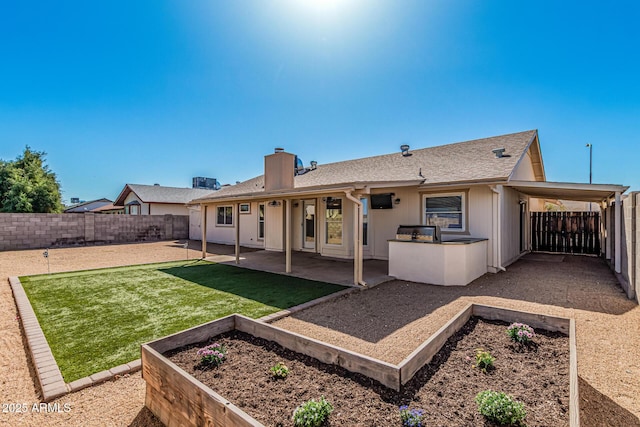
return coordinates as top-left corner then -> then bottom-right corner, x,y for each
388,239 -> 488,286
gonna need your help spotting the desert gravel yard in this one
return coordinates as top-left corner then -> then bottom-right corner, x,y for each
1,242 -> 639,426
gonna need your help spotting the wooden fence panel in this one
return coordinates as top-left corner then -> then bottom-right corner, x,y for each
531,211 -> 600,255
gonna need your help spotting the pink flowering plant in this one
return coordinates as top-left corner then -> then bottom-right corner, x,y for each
197,342 -> 227,366
507,322 -> 536,344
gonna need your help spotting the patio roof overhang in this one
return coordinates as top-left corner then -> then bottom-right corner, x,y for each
191,180 -> 425,205
505,180 -> 629,203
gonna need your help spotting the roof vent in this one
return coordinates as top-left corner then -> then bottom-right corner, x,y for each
153,183 -> 160,186
274,147 -> 285,153
492,148 -> 510,158
310,160 -> 317,170
400,144 -> 411,157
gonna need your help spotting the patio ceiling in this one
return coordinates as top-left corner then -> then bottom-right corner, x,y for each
506,180 -> 629,202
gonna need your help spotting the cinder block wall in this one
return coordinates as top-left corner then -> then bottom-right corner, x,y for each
618,192 -> 639,301
630,191 -> 640,302
0,213 -> 189,251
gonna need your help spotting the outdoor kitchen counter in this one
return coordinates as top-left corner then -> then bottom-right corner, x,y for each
388,238 -> 488,286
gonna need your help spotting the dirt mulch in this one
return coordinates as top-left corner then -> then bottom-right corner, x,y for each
167,317 -> 569,427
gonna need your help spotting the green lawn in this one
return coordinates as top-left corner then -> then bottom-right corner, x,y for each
20,260 -> 345,382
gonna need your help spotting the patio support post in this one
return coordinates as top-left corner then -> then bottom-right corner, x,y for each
615,191 -> 621,273
201,204 -> 207,259
285,199 -> 292,273
345,190 -> 364,286
235,203 -> 240,265
490,186 -> 506,272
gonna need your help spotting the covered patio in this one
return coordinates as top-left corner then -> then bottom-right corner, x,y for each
506,180 -> 629,277
204,249 -> 391,287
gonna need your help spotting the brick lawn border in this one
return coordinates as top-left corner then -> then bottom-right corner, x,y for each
8,275 -> 354,402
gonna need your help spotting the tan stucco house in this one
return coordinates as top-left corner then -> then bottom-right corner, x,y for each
191,130 -> 627,286
114,184 -> 215,216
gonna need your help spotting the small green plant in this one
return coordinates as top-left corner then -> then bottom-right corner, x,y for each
196,342 -> 227,366
292,396 -> 333,427
270,362 -> 290,379
399,405 -> 425,427
475,390 -> 526,425
474,348 -> 495,372
507,322 -> 536,344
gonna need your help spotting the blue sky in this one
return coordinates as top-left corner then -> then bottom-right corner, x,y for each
1,1 -> 638,203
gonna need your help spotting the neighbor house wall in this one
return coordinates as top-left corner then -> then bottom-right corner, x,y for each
0,213 -> 188,251
124,192 -> 149,215
147,203 -> 190,216
123,193 -> 189,216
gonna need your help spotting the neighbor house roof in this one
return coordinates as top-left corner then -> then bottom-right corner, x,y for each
193,130 -> 543,203
64,198 -> 113,213
91,203 -> 124,213
114,184 -> 216,206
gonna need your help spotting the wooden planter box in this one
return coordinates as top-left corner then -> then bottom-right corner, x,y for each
142,304 -> 579,427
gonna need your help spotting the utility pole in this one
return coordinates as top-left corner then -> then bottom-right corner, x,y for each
586,143 -> 593,211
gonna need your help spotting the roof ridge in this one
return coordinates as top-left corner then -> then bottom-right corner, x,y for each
306,129 -> 537,170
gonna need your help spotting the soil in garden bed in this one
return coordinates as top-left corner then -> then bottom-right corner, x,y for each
166,317 -> 569,427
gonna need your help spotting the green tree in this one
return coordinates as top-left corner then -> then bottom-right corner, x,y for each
0,147 -> 63,213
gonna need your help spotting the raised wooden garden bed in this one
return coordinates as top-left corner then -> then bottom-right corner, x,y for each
142,304 -> 579,427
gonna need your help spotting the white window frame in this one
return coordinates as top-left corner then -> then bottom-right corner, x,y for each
324,197 -> 343,246
423,191 -> 467,233
216,205 -> 234,227
257,203 -> 265,240
360,197 -> 369,247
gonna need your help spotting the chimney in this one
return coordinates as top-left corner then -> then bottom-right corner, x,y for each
264,148 -> 296,192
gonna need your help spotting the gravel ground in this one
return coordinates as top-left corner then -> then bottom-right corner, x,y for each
1,243 -> 638,426
274,254 -> 640,426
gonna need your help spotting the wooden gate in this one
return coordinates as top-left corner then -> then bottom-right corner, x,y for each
530,212 -> 600,254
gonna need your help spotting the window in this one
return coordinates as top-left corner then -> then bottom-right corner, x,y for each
424,192 -> 465,231
258,203 -> 265,239
216,206 -> 233,226
125,201 -> 140,215
240,203 -> 251,214
325,197 -> 342,245
360,197 -> 368,246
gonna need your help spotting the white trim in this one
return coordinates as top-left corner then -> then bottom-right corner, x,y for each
215,205 -> 234,227
423,191 -> 467,233
324,196 -> 344,246
257,203 -> 265,240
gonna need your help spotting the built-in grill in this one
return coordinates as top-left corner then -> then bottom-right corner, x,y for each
395,225 -> 441,243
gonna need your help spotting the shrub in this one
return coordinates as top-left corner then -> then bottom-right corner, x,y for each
399,405 -> 425,427
270,362 -> 290,379
474,348 -> 495,372
507,322 -> 536,344
475,390 -> 526,425
292,397 -> 333,427
196,342 -> 227,366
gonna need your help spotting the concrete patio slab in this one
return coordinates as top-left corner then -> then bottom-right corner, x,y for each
207,249 -> 392,287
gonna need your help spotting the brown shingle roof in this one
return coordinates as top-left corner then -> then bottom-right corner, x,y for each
114,184 -> 217,206
193,130 -> 539,202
